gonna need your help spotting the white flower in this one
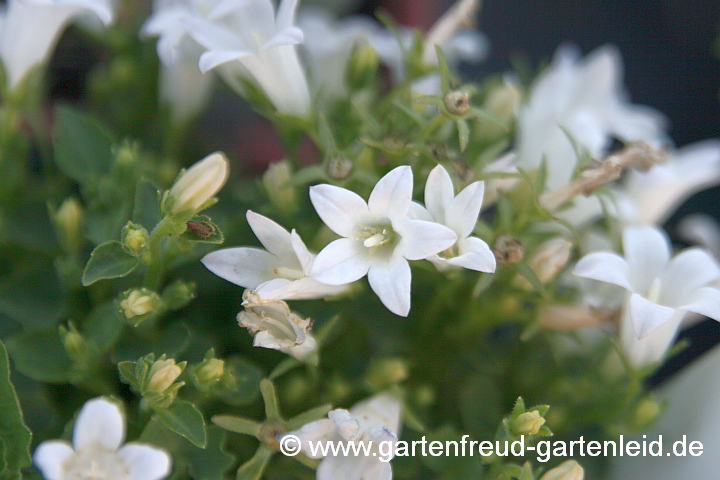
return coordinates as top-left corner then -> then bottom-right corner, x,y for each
309,166 -> 457,316
178,0 -> 311,118
34,397 -> 171,480
517,45 -> 667,190
166,152 -> 229,215
284,392 -> 402,480
0,0 -> 114,89
620,139 -> 720,225
573,225 -> 720,340
238,290 -> 316,361
408,165 -> 495,273
202,211 -> 348,301
679,214 -> 720,260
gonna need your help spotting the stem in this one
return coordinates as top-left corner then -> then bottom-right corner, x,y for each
144,216 -> 177,290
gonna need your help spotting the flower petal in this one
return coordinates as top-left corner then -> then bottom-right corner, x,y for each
630,293 -> 677,339
407,201 -> 434,221
367,255 -> 411,316
311,238 -> 370,285
255,277 -> 350,301
202,247 -> 282,288
368,166 -> 413,222
290,230 -> 314,275
621,309 -> 684,369
681,287 -> 720,322
198,49 -> 253,73
661,248 -> 720,307
73,397 -> 125,451
247,211 -> 294,258
395,219 -> 457,261
446,180 -> 485,239
262,26 -> 303,51
623,226 -> 671,293
276,0 -> 300,30
573,251 -> 632,291
117,443 -> 172,480
424,165 -> 454,224
284,418 -> 338,459
33,441 -> 74,480
447,236 -> 496,272
310,184 -> 369,237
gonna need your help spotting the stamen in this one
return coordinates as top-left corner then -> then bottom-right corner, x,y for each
646,278 -> 662,304
363,233 -> 386,248
272,267 -> 305,280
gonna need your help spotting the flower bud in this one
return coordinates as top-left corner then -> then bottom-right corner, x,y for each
53,197 -> 84,253
484,79 -> 522,124
119,289 -> 155,319
539,460 -> 584,480
443,91 -> 470,115
195,358 -> 225,384
262,160 -> 298,213
59,323 -> 89,363
166,152 -> 230,215
121,221 -> 149,257
326,155 -> 354,180
148,358 -> 184,393
511,410 -> 546,436
113,140 -> 140,168
634,397 -> 662,427
515,238 -> 573,289
347,44 -> 379,89
366,358 -> 409,389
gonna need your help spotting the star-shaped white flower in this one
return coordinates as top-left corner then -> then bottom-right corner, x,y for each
408,165 -> 496,273
573,225 -> 720,339
0,0 -> 114,89
284,393 -> 402,480
202,211 -> 348,302
34,397 -> 171,480
309,166 -> 457,316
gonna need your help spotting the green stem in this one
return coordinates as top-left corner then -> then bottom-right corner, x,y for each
144,216 -> 177,290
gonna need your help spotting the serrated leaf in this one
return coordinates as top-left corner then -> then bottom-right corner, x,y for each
236,447 -> 273,480
0,340 -> 32,475
456,118 -> 470,152
82,241 -> 140,286
156,400 -> 207,448
211,415 -> 262,437
52,105 -> 114,183
5,331 -> 72,383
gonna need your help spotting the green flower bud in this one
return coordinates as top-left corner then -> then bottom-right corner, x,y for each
348,44 -> 379,89
113,140 -> 140,168
195,358 -> 225,384
121,221 -> 149,257
443,91 -> 470,115
511,410 -> 546,436
59,323 -> 89,363
326,155 -> 353,180
539,460 -> 584,480
367,358 -> 409,389
53,197 -> 84,253
262,160 -> 298,213
635,397 -> 662,427
148,358 -> 185,393
165,152 -> 230,215
484,79 -> 522,124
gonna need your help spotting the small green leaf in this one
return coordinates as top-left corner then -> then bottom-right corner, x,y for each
514,262 -> 547,297
0,340 -> 33,476
286,404 -> 333,431
5,331 -> 72,383
456,118 -> 470,152
82,241 -> 140,286
0,264 -> 64,330
83,301 -> 125,352
118,361 -> 141,390
215,357 -> 264,406
413,95 -> 445,108
53,105 -> 114,183
180,216 -> 224,244
260,379 -> 282,422
435,45 -> 450,94
133,180 -> 162,231
211,415 -> 262,437
156,400 -> 207,448
236,447 -> 273,480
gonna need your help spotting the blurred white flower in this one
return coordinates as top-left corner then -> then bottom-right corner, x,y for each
409,165 -> 496,272
517,45 -> 667,190
284,392 -> 402,480
0,0 -> 114,90
678,213 -> 720,260
238,290 -> 317,361
34,397 -> 171,480
620,139 -> 720,225
309,166 -> 457,316
202,211 -> 348,301
573,225 -> 720,339
177,0 -> 311,117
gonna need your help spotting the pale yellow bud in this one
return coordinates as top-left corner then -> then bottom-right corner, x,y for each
367,358 -> 409,389
120,290 -> 154,318
484,79 -> 522,124
635,397 -> 662,427
55,198 -> 84,252
121,222 -> 149,256
262,160 -> 298,212
168,152 -> 229,214
195,358 -> 225,383
443,91 -> 470,115
148,359 -> 183,393
515,238 -> 573,289
539,460 -> 584,480
512,410 -> 546,435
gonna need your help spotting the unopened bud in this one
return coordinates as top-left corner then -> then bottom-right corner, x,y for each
634,397 -> 662,427
119,289 -> 155,319
148,358 -> 184,393
515,238 -> 573,289
59,323 -> 89,363
484,79 -> 522,124
114,140 -> 140,167
53,198 -> 84,253
539,460 -> 584,480
195,358 -> 225,384
348,44 -> 379,89
262,160 -> 298,213
121,222 -> 149,257
367,358 -> 409,389
443,91 -> 470,115
511,410 -> 546,436
493,236 -> 524,264
326,155 -> 353,180
166,152 -> 229,215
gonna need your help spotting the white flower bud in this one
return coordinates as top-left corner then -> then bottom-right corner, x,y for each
167,152 -> 229,215
119,290 -> 154,319
539,460 -> 584,480
511,410 -> 546,436
195,358 -> 225,384
54,197 -> 84,252
148,358 -> 184,393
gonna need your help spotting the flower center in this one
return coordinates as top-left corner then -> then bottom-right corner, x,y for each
438,244 -> 459,259
646,277 -> 662,304
63,446 -> 129,480
355,223 -> 397,255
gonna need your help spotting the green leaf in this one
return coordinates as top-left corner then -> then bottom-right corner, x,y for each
133,180 -> 162,231
118,361 -> 141,390
156,400 -> 207,448
0,340 -> 33,476
236,447 -> 273,480
52,105 -> 114,183
82,241 -> 140,286
514,262 -> 547,297
215,357 -> 264,407
0,264 -> 64,330
180,216 -> 224,244
83,301 -> 125,352
413,95 -> 445,108
211,415 -> 262,437
435,46 -> 450,94
456,118 -> 470,152
111,323 -> 190,363
5,331 -> 72,383
260,379 -> 282,422
286,404 -> 333,431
